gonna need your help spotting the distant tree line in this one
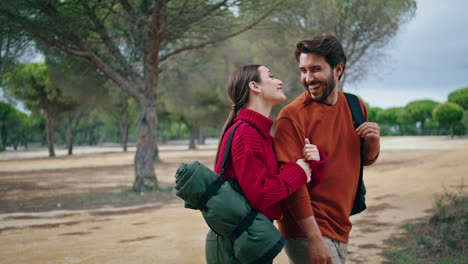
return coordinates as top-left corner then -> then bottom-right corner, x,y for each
2,83 -> 466,153
366,87 -> 468,137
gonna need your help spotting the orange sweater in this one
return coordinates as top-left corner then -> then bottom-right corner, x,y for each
274,91 -> 377,243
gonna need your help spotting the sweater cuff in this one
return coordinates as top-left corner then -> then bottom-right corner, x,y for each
281,162 -> 308,193
306,148 -> 328,190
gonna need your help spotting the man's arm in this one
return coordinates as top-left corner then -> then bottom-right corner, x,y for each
297,216 -> 332,264
274,116 -> 332,263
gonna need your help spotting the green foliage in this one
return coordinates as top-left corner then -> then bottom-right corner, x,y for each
433,103 -> 465,125
377,107 -> 399,124
0,12 -> 30,86
2,62 -> 81,156
159,45 -> 232,129
0,0 -> 426,146
367,106 -> 383,122
384,249 -> 416,264
384,187 -> 468,264
156,114 -> 189,142
448,87 -> 468,110
375,107 -> 411,135
405,100 -> 440,134
258,0 -> 417,88
45,49 -> 108,110
3,62 -> 69,113
406,100 -> 440,123
0,101 -> 14,150
433,102 -> 465,137
0,101 -> 34,150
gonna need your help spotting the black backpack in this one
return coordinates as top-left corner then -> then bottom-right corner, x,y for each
344,93 -> 367,216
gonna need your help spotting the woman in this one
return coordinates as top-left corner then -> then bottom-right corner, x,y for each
206,65 -> 326,263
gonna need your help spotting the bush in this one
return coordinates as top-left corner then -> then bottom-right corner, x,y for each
448,87 -> 468,110
384,187 -> 468,264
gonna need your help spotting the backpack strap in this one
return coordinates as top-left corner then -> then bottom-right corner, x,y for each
219,122 -> 244,177
344,93 -> 365,128
344,92 -> 365,153
344,92 -> 367,215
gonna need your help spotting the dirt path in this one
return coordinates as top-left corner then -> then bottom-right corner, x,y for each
0,137 -> 467,263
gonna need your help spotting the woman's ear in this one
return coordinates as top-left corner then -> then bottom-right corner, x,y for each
248,81 -> 261,94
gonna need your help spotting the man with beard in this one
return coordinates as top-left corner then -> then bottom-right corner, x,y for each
274,35 -> 381,264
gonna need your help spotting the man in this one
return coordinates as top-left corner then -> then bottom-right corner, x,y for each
274,35 -> 381,264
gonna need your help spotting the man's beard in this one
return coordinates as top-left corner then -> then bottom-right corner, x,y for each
304,72 -> 336,105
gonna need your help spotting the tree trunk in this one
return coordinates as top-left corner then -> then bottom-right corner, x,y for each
120,111 -> 129,152
41,135 -> 47,146
420,120 -> 425,135
177,122 -> 182,139
188,124 -> 197,150
198,126 -> 207,145
66,117 -> 73,155
44,100 -> 56,157
0,126 -> 7,150
397,124 -> 403,136
122,121 -> 129,152
133,93 -> 159,192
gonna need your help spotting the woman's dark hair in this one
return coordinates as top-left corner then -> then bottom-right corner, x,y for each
215,64 -> 262,163
294,35 -> 347,80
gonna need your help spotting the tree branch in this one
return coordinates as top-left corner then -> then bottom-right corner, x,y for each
80,1 -> 139,81
35,34 -> 90,57
35,33 -> 140,98
101,2 -> 138,26
119,0 -> 135,15
167,0 -> 229,37
176,0 -> 191,17
74,40 -> 142,99
160,4 -> 278,62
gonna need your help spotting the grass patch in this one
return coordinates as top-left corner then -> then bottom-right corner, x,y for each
384,185 -> 468,264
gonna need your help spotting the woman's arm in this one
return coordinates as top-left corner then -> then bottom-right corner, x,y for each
231,126 -> 308,213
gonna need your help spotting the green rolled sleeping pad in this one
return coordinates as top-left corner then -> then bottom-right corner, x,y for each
175,161 -> 285,264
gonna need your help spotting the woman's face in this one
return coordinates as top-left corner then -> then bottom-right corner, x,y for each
256,66 -> 286,106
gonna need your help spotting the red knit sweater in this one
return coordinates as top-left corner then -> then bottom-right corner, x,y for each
214,109 -> 308,220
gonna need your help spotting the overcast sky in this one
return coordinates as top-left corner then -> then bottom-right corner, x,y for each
347,0 -> 468,109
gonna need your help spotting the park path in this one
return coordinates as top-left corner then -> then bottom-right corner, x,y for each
0,137 -> 466,263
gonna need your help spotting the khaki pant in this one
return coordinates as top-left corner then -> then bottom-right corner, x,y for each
284,236 -> 348,264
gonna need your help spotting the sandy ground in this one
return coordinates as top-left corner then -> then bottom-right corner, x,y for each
0,136 -> 467,264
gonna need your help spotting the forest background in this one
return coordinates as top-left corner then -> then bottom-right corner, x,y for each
0,0 -> 467,191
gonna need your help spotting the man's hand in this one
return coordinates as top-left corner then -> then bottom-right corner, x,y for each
356,122 -> 380,144
307,236 -> 333,264
356,122 -> 380,161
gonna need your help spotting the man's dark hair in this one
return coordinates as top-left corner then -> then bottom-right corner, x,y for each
295,35 -> 347,80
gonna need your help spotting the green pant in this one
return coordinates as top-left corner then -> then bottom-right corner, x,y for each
205,230 -> 274,264
205,229 -> 239,264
